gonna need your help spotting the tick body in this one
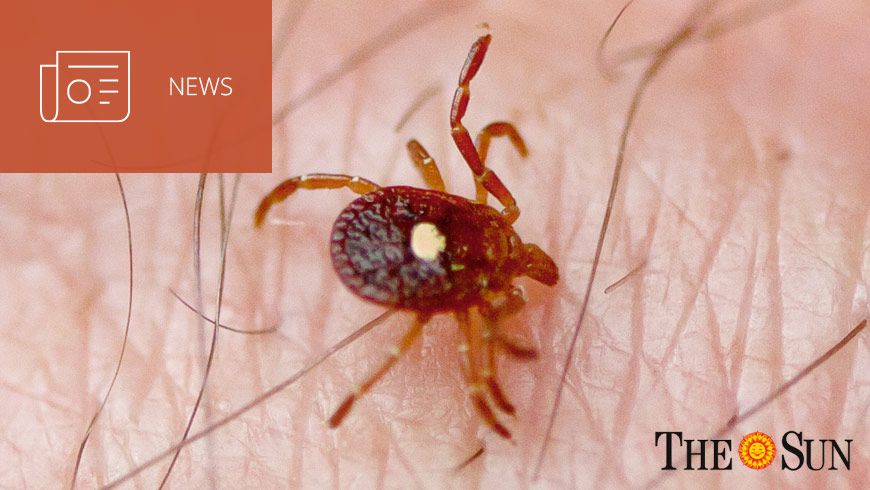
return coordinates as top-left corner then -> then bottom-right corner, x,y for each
256,33 -> 558,438
332,186 -> 556,311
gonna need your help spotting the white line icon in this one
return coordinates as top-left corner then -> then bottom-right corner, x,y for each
40,51 -> 130,123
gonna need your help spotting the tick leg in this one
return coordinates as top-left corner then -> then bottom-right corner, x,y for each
480,290 -> 538,358
474,122 -> 528,203
494,334 -> 538,360
483,326 -> 515,415
328,315 -> 427,428
481,286 -> 526,322
457,310 -> 512,438
476,122 -> 528,165
406,140 -> 446,192
254,174 -> 380,227
477,289 -> 538,413
450,34 -> 520,224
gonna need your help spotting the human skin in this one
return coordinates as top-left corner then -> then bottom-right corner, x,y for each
2,0 -> 869,488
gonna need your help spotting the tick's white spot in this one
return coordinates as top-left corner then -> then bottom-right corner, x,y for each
300,174 -> 309,182
410,222 -> 446,261
351,176 -> 360,183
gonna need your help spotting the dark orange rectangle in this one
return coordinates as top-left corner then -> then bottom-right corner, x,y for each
1,0 -> 270,172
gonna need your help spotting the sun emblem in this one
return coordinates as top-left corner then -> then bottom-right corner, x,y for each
738,431 -> 776,470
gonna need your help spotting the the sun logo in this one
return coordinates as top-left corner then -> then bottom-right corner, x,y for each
739,431 -> 776,470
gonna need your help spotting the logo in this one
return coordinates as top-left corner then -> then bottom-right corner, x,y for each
40,50 -> 130,123
738,431 -> 776,470
655,431 -> 852,471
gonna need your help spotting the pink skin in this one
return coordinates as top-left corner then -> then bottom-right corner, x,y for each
2,1 -> 869,488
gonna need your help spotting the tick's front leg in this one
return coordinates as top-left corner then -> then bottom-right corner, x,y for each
254,174 -> 381,227
449,34 -> 521,224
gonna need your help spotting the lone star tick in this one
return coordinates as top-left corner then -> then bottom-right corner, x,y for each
255,33 -> 559,438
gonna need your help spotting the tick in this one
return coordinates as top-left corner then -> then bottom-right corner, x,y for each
255,33 -> 558,438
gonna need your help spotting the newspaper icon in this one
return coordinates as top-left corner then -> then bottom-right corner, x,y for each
40,51 -> 130,123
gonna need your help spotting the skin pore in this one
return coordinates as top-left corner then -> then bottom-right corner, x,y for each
1,0 -> 869,488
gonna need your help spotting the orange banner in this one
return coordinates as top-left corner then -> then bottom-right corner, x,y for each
1,1 -> 270,172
